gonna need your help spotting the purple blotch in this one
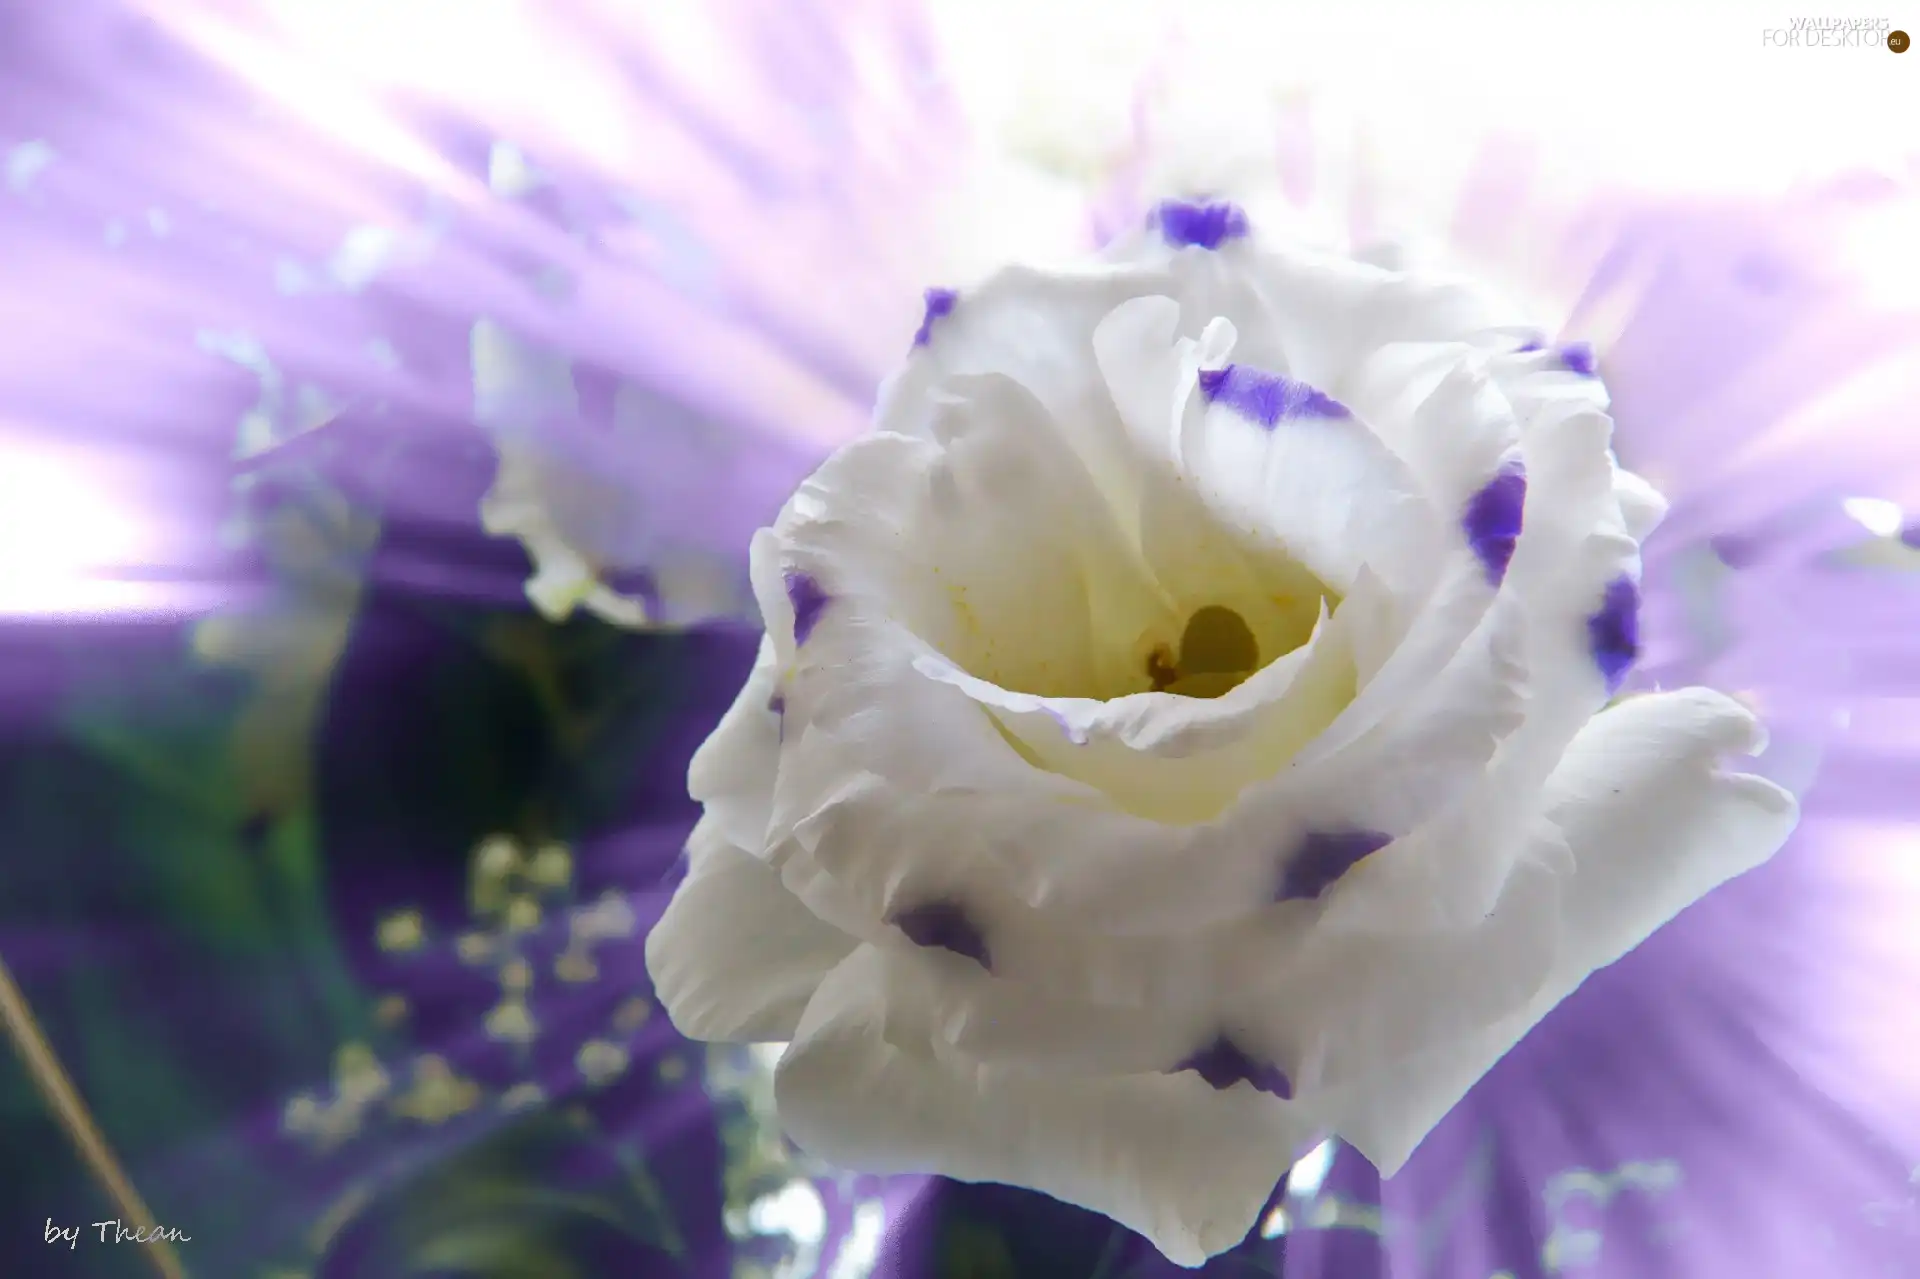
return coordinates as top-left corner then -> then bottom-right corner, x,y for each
1900,522 -> 1920,551
1515,335 -> 1546,354
1172,1036 -> 1294,1100
1463,462 -> 1527,586
1587,574 -> 1641,692
1149,199 -> 1251,250
1279,829 -> 1393,902
1198,364 -> 1350,428
891,900 -> 992,969
912,287 -> 958,347
1557,341 -> 1598,377
784,570 -> 830,647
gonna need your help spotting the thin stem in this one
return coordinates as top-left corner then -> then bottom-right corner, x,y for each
0,952 -> 187,1279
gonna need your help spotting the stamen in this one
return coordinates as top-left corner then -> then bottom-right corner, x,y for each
1146,643 -> 1180,692
1147,606 -> 1261,698
1179,605 -> 1259,676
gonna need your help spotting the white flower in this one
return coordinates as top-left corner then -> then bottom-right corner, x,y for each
644,201 -> 1799,1266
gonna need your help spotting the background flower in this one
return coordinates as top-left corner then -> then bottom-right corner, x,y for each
1,2 -> 1917,1277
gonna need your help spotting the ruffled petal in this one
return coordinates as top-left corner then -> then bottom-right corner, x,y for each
774,380 -> 1176,701
1226,842 -> 1563,1108
645,819 -> 859,1042
1331,688 -> 1797,1172
1611,462 -> 1670,542
686,635 -> 784,853
1340,343 -> 1524,544
1542,688 -> 1798,968
1262,592 -> 1530,854
1105,231 -> 1516,393
877,263 -> 1178,542
774,946 -> 1317,1267
1316,360 -> 1641,931
1093,294 -> 1440,597
1488,363 -> 1645,787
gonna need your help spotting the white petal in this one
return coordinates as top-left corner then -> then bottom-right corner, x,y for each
1297,352 -> 1619,789
880,263 -> 1175,537
1541,688 -> 1798,970
775,946 -> 1316,1267
1285,590 -> 1530,848
1126,467 -> 1338,683
765,714 -> 1024,945
1228,846 -> 1562,1104
1329,375 -> 1643,930
1342,344 -> 1522,524
1331,688 -> 1798,1173
1290,550 -> 1498,769
1611,463 -> 1670,543
765,602 -> 1363,949
1092,294 -> 1440,597
1491,394 -> 1644,795
1158,239 -> 1511,391
1089,305 -> 1346,682
749,381 -> 1353,944
747,528 -> 800,671
769,380 -> 1175,702
686,634 -> 783,854
645,819 -> 858,1043
764,570 -> 1494,952
913,930 -> 1214,1074
765,710 -> 1286,998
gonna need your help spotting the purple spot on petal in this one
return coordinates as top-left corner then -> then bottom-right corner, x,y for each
1900,522 -> 1920,551
912,287 -> 958,347
784,570 -> 830,647
1463,462 -> 1527,586
1279,829 -> 1392,902
891,900 -> 991,969
767,692 -> 785,716
1172,1036 -> 1293,1099
1149,199 -> 1250,250
1558,341 -> 1598,377
1197,364 -> 1350,428
1515,336 -> 1546,354
1588,575 -> 1641,692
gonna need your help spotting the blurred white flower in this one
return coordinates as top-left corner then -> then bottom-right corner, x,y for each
645,202 -> 1798,1264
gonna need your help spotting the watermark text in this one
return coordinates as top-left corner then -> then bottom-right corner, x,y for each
1762,17 -> 1900,46
43,1218 -> 191,1250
